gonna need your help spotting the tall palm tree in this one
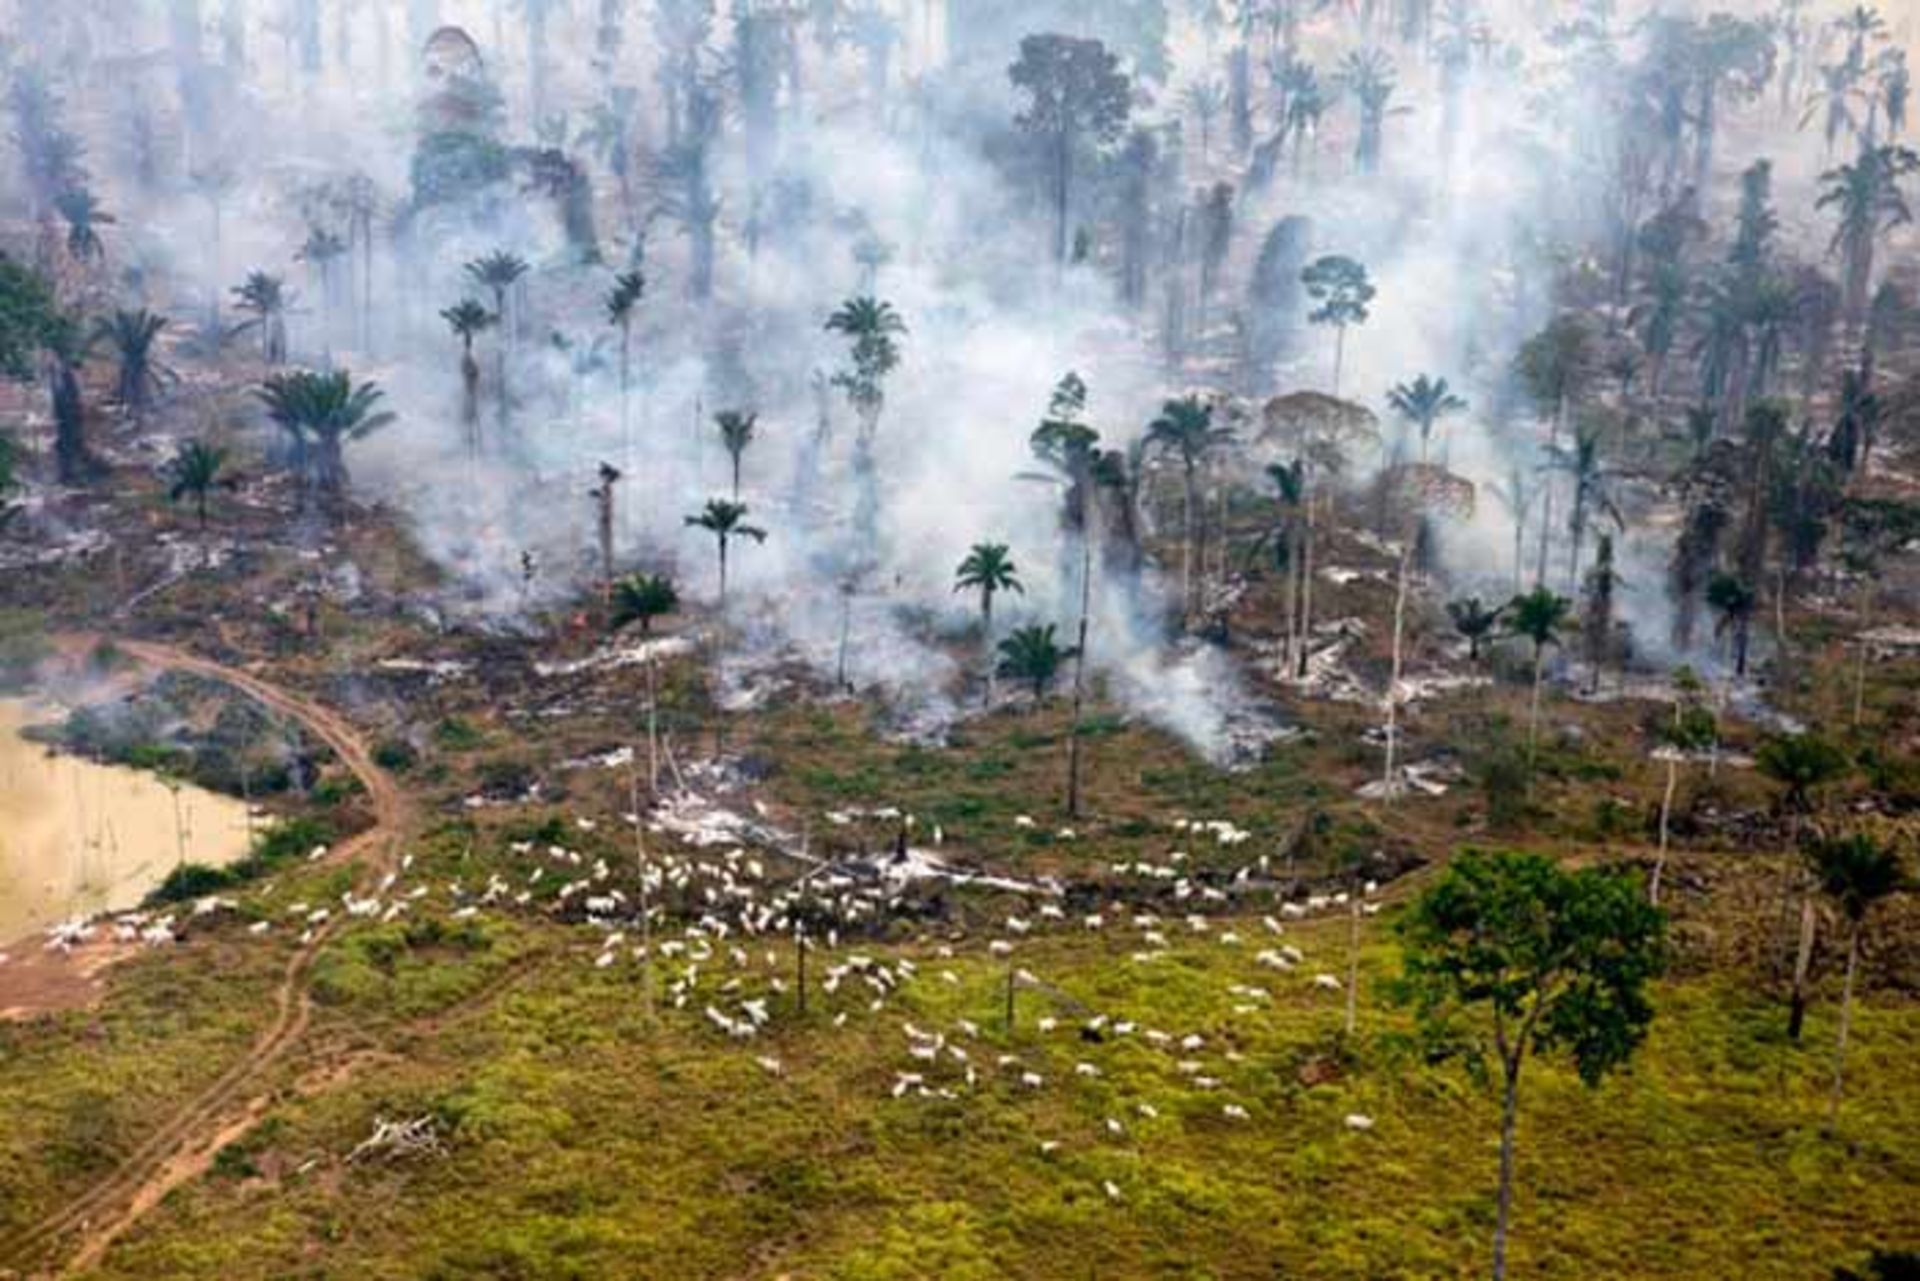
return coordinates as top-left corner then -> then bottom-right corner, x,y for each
996,623 -> 1077,707
441,300 -> 495,456
954,542 -> 1024,704
54,187 -> 113,262
1706,571 -> 1758,675
165,439 -> 230,529
1505,586 -> 1571,764
95,309 -> 174,422
1146,395 -> 1235,622
255,369 -> 395,517
1183,79 -> 1227,165
1544,425 -> 1627,591
685,498 -> 767,605
1809,832 -> 1904,1122
715,410 -> 758,498
1517,315 -> 1595,587
1335,48 -> 1400,174
230,272 -> 292,365
298,226 -> 348,361
467,250 -> 530,433
1386,374 -> 1466,463
606,270 -> 644,468
824,296 -> 906,443
1817,144 -> 1917,328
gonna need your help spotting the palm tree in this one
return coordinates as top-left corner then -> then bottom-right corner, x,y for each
1505,586 -> 1571,764
612,572 -> 680,633
165,439 -> 229,529
1447,597 -> 1503,662
54,187 -> 113,262
996,623 -> 1077,707
685,498 -> 767,605
1817,144 -> 1917,328
1183,79 -> 1228,165
715,410 -> 758,497
254,369 -> 395,517
1517,315 -> 1595,587
1335,48 -> 1399,174
825,297 -> 906,443
1706,571 -> 1758,675
606,270 -> 644,468
1544,425 -> 1627,591
954,542 -> 1024,704
581,87 -> 641,222
95,309 -> 174,422
1809,832 -> 1904,1122
1146,395 -> 1235,622
230,272 -> 291,365
441,300 -> 495,456
467,250 -> 530,433
1387,374 -> 1466,463
297,226 -> 348,361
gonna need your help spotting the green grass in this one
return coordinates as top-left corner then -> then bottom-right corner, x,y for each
18,888 -> 1909,1281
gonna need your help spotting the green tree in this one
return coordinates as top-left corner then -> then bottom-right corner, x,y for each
714,409 -> 758,498
1300,254 -> 1374,396
1396,850 -> 1667,1281
1008,34 -> 1134,265
996,623 -> 1077,706
1386,373 -> 1466,463
954,541 -> 1024,704
611,572 -> 680,633
685,498 -> 766,605
255,370 -> 395,517
165,439 -> 230,529
1808,832 -> 1905,1122
1505,587 -> 1571,764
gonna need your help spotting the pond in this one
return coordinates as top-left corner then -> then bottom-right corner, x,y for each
0,698 -> 255,943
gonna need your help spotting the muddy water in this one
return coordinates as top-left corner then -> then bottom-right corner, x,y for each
0,699 -> 253,942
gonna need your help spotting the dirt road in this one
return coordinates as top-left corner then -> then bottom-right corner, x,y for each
0,639 -> 410,1277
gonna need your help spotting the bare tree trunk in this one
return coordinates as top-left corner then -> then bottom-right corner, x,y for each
1788,895 -> 1817,1041
1493,1061 -> 1521,1281
1652,753 -> 1678,904
1827,923 -> 1860,1125
1295,494 -> 1318,678
1344,886 -> 1360,1035
1382,540 -> 1413,798
1852,579 -> 1873,729
1065,532 -> 1094,818
1527,644 -> 1545,766
628,755 -> 654,1025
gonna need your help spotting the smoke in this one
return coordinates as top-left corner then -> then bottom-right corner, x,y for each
4,0 -> 1877,756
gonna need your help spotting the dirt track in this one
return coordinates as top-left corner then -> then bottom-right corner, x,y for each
0,638 -> 410,1278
